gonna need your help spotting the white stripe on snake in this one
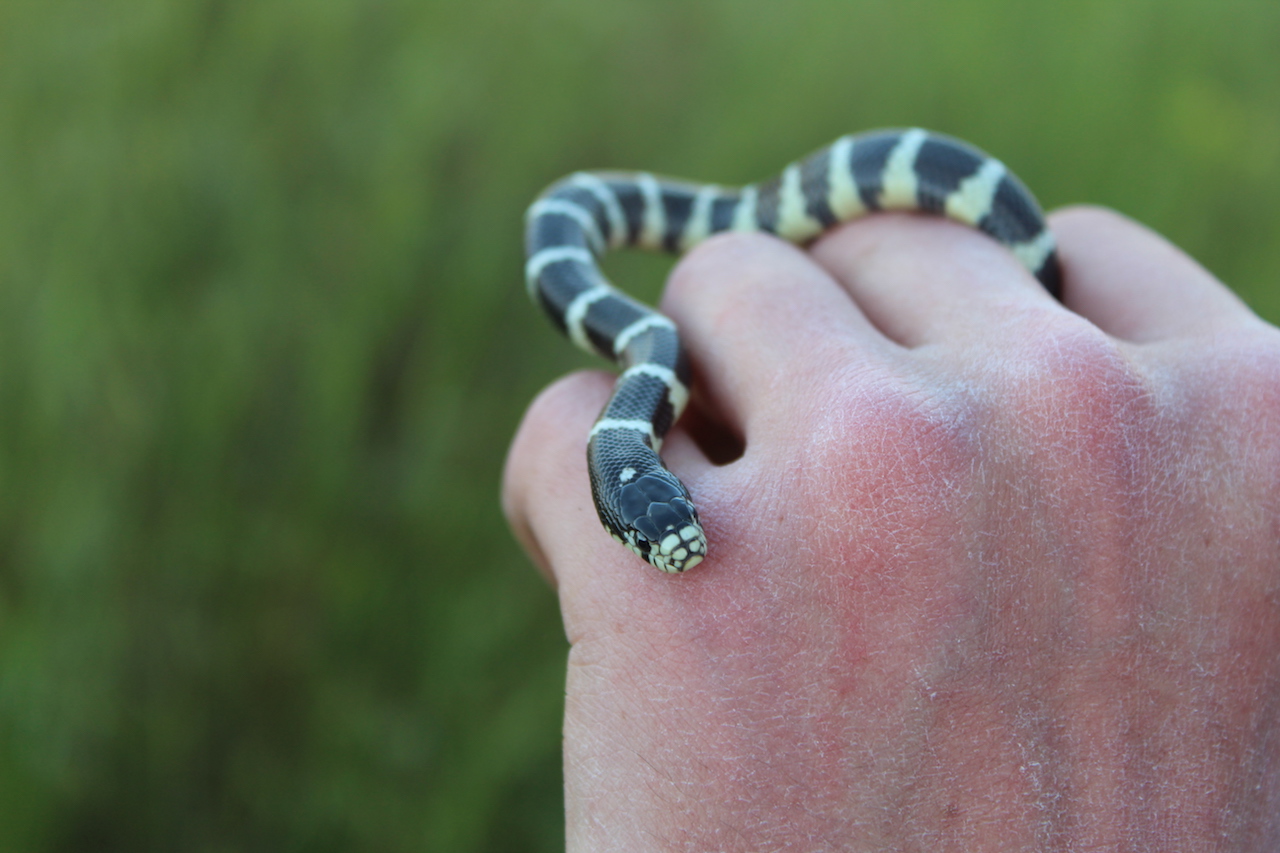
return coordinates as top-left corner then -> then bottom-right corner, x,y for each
524,128 -> 1062,573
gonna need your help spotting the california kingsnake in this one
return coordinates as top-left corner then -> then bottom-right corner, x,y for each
524,128 -> 1061,573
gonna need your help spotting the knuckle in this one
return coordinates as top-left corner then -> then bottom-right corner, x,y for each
1051,203 -> 1133,234
664,232 -> 796,323
509,371 -> 610,484
809,367 -> 981,515
523,371 -> 599,430
665,232 -> 749,300
998,309 -> 1159,469
1196,324 -> 1280,427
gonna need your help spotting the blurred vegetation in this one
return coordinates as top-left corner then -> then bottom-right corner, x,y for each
0,0 -> 1276,850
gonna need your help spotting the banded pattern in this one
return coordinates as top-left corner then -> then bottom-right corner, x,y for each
525,129 -> 1061,573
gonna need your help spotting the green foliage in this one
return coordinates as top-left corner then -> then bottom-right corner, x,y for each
0,0 -> 1275,849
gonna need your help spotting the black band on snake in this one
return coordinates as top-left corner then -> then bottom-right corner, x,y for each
524,128 -> 1062,573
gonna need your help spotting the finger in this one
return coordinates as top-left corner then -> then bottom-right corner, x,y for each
661,231 -> 892,432
808,213 -> 1059,347
502,370 -> 715,585
503,372 -> 607,584
1050,206 -> 1258,342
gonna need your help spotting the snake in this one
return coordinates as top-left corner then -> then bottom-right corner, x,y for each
524,128 -> 1061,573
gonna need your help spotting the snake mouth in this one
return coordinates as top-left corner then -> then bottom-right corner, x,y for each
647,524 -> 707,573
618,523 -> 706,573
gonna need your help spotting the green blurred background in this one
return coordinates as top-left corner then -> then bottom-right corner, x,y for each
0,0 -> 1276,850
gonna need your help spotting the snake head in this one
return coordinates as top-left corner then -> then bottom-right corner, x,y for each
616,472 -> 707,573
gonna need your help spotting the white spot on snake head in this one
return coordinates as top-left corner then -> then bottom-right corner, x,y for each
619,467 -> 636,483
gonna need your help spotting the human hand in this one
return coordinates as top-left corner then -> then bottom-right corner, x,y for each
504,206 -> 1280,851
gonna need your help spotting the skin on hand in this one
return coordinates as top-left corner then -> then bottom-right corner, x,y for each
503,206 -> 1280,852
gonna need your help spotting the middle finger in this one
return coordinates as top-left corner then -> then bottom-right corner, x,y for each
810,213 -> 1062,348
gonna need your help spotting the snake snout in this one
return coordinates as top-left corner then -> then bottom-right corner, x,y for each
617,473 -> 707,572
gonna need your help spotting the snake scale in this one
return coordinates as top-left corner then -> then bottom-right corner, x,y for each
524,128 -> 1061,572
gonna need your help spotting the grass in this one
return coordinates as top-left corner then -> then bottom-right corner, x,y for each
0,0 -> 1276,849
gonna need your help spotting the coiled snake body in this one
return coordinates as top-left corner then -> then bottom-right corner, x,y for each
524,129 -> 1061,573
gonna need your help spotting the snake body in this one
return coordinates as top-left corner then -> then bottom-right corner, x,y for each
525,128 -> 1061,573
